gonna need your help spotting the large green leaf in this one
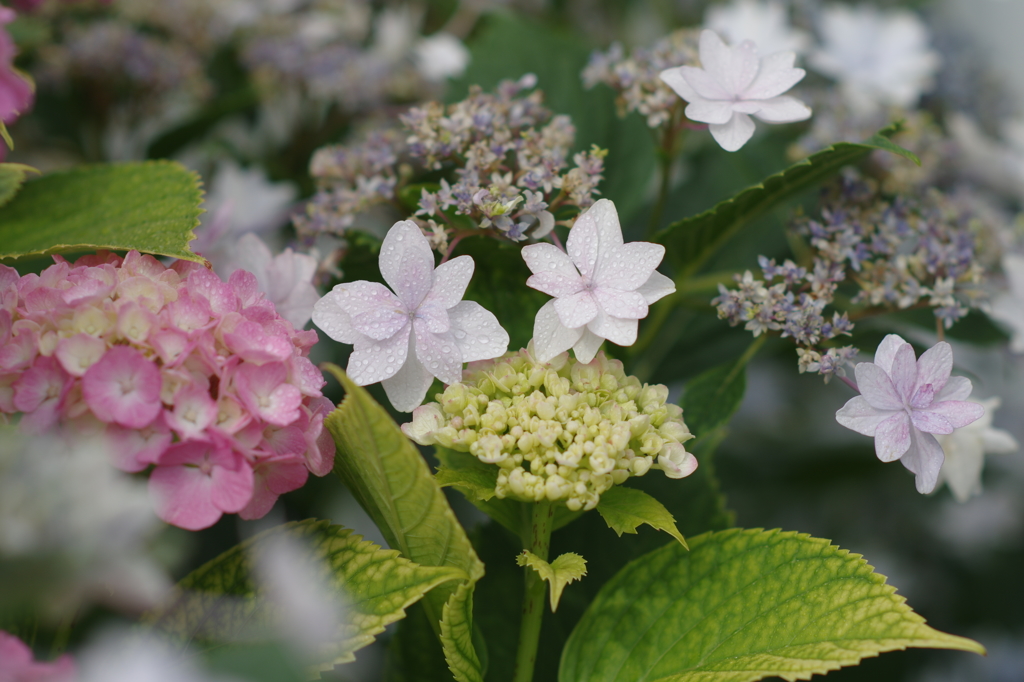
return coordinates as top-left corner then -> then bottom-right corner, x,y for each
147,519 -> 463,672
323,366 -> 485,681
656,128 -> 919,278
0,161 -> 204,263
0,163 -> 36,209
560,528 -> 984,682
679,359 -> 748,440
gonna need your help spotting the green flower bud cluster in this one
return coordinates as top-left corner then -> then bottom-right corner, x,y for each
403,347 -> 696,511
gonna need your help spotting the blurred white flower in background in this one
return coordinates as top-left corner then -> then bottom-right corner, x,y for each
989,253 -> 1024,353
228,233 -> 320,329
809,4 -> 940,115
704,0 -> 811,57
936,397 -> 1018,502
76,630 -> 245,682
415,33 -> 471,82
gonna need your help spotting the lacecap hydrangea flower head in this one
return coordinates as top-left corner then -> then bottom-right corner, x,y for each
0,251 -> 333,531
403,346 -> 696,512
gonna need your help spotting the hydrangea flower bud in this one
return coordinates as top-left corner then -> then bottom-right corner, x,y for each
402,345 -> 696,511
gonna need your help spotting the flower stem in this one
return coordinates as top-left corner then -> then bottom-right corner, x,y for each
512,501 -> 555,682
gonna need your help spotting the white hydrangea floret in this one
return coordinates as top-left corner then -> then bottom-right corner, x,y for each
312,220 -> 510,411
521,199 -> 675,364
659,29 -> 811,152
937,397 -> 1018,503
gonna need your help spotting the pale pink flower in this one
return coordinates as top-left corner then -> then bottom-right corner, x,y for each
0,8 -> 33,126
233,361 -> 303,426
227,233 -> 319,330
659,29 -> 811,152
0,631 -> 75,682
522,199 -> 675,363
150,440 -> 255,531
13,356 -> 71,433
82,346 -> 163,429
312,220 -> 509,411
835,334 -> 986,493
241,455 -> 309,520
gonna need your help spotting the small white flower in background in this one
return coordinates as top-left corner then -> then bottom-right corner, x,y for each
521,199 -> 675,363
659,29 -> 812,152
227,233 -> 320,330
989,253 -> 1024,353
76,630 -> 244,682
835,334 -> 985,493
808,4 -> 940,115
415,33 -> 471,82
312,220 -> 509,411
704,0 -> 811,57
937,397 -> 1018,503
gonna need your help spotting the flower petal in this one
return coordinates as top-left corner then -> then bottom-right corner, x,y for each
910,408 -> 953,435
351,306 -> 409,340
414,326 -> 463,385
913,341 -> 952,396
423,255 -> 474,310
901,428 -> 945,494
854,361 -> 903,411
636,270 -> 676,305
210,455 -> 256,513
594,242 -> 665,291
835,395 -> 895,436
568,199 -> 624,280
533,300 -> 583,363
924,399 -> 986,429
588,310 -> 638,347
685,99 -> 735,125
699,30 -> 759,95
382,335 -> 435,412
594,288 -> 648,320
554,291 -> 599,329
346,326 -> 410,385
448,300 -> 510,362
750,95 -> 812,123
312,282 -> 394,344
572,328 -> 606,364
522,242 -> 580,285
676,65 -> 733,100
659,66 -> 701,102
743,52 -> 805,99
379,220 -> 436,309
708,112 -> 756,152
873,334 -> 907,373
874,412 -> 911,462
149,464 -> 221,530
889,342 -> 918,403
935,375 -> 972,402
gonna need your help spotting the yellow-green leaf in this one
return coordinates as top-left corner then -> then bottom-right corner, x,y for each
0,161 -> 205,263
516,551 -> 587,611
323,365 -> 485,682
0,163 -> 37,209
0,121 -> 11,150
596,485 -> 687,548
147,520 -> 463,672
560,528 -> 985,682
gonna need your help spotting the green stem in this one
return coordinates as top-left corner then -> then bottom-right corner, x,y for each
512,501 -> 555,682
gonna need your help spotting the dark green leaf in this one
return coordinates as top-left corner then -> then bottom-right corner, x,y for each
679,359 -> 748,439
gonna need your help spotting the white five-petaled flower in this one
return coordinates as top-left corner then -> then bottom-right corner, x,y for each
937,397 -> 1018,503
808,4 -> 940,115
659,29 -> 811,152
835,334 -> 986,494
312,220 -> 509,412
521,199 -> 675,364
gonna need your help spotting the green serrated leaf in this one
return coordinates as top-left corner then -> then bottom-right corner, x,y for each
441,581 -> 485,682
516,551 -> 587,612
560,528 -> 985,682
323,365 -> 485,682
656,126 -> 917,279
0,163 -> 37,209
679,359 -> 748,439
0,161 -> 205,263
147,519 -> 463,672
595,486 -> 687,548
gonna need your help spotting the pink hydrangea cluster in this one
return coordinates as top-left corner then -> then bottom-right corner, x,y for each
0,631 -> 74,681
0,251 -> 334,531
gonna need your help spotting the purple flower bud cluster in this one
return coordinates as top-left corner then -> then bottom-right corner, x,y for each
298,76 -> 606,245
582,29 -> 700,127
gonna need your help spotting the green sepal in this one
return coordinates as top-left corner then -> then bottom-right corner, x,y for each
596,485 -> 687,548
516,551 -> 588,612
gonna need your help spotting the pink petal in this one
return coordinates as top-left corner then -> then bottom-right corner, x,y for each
854,362 -> 903,411
413,326 -> 463,385
900,428 -> 945,494
913,341 -> 952,396
346,326 -> 410,386
106,420 -> 172,472
889,343 -> 918,403
288,356 -> 326,397
873,334 -> 907,374
234,362 -> 303,426
423,255 -> 474,310
166,383 -> 218,440
532,300 -> 583,364
149,464 -> 222,530
910,408 -> 953,435
742,51 -> 805,100
82,346 -> 162,428
750,95 -> 812,123
924,399 -> 986,429
935,375 -> 972,402
448,301 -> 510,362
835,395 -> 896,436
223,320 -> 293,365
874,412 -> 911,462
381,334 -> 435,412
554,291 -> 599,329
210,455 -> 255,513
379,220 -> 435,309
709,112 -> 756,152
238,456 -> 308,520
350,305 -> 409,341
